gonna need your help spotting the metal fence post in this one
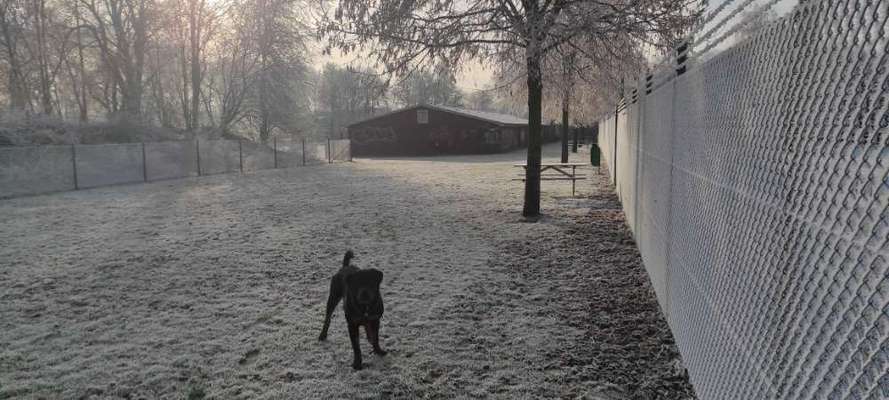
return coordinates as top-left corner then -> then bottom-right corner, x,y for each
664,80 -> 678,321
196,139 -> 202,176
634,88 -> 644,237
611,101 -> 620,191
142,142 -> 148,182
273,137 -> 278,169
327,139 -> 332,163
301,138 -> 306,166
239,139 -> 243,173
71,144 -> 79,190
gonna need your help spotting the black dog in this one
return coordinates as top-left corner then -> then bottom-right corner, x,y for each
318,250 -> 386,370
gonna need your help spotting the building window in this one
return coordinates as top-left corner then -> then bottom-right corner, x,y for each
417,109 -> 428,124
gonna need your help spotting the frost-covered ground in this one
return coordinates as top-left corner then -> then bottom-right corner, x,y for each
0,144 -> 694,399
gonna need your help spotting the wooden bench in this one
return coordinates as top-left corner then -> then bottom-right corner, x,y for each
513,162 -> 587,196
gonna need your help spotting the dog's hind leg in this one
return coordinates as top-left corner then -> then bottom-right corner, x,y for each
348,322 -> 363,370
318,276 -> 342,341
367,320 -> 387,356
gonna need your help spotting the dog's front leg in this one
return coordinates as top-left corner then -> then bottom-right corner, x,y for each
348,322 -> 362,370
367,320 -> 387,356
319,277 -> 342,341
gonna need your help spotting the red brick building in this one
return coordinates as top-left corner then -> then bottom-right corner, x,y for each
348,104 -> 528,156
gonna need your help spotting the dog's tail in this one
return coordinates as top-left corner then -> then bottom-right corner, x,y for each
343,250 -> 354,267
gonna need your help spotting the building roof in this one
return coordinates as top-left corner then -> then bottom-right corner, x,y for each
348,104 -> 528,127
426,105 -> 528,126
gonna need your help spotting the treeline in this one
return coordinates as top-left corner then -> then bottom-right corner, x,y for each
0,0 -> 515,145
0,0 -> 319,144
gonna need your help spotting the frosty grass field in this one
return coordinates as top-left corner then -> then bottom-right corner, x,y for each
0,144 -> 694,399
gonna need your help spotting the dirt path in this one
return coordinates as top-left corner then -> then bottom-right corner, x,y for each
0,144 -> 693,399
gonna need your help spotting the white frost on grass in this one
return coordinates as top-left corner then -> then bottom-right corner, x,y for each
0,144 -> 690,399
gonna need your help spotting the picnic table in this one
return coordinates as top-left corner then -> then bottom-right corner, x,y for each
513,162 -> 587,196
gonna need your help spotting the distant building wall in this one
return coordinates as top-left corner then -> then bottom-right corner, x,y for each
348,107 -> 526,156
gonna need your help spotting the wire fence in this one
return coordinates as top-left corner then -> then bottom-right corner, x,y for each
0,138 -> 351,198
598,1 -> 887,399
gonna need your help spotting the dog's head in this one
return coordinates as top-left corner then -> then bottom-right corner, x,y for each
345,269 -> 383,315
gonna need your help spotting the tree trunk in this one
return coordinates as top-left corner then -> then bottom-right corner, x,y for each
189,0 -> 201,131
562,52 -> 576,157
259,51 -> 270,143
560,89 -> 569,163
0,4 -> 29,111
123,75 -> 143,121
2,42 -> 28,111
123,0 -> 147,123
572,128 -> 578,153
73,2 -> 89,122
523,52 -> 543,217
180,43 -> 190,129
34,0 -> 53,115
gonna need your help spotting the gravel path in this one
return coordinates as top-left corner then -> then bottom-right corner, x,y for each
0,144 -> 694,399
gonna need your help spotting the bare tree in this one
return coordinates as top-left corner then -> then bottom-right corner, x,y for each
0,0 -> 30,111
80,0 -> 153,121
250,0 -> 311,142
318,63 -> 388,138
391,65 -> 462,108
200,0 -> 312,141
1,0 -> 80,116
558,50 -> 573,163
30,0 -> 54,114
320,0 -> 696,216
465,89 -> 495,111
164,0 -> 217,131
208,6 -> 260,134
67,0 -> 90,121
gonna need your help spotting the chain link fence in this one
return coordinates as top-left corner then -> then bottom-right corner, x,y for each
599,1 -> 887,399
1,138 -> 351,198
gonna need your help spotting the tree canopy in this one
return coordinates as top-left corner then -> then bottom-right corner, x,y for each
391,65 -> 462,108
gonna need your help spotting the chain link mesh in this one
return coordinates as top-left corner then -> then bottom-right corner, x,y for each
330,139 -> 352,162
599,1 -> 888,398
1,139 -> 353,197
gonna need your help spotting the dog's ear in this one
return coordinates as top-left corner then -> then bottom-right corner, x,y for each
366,268 -> 383,286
